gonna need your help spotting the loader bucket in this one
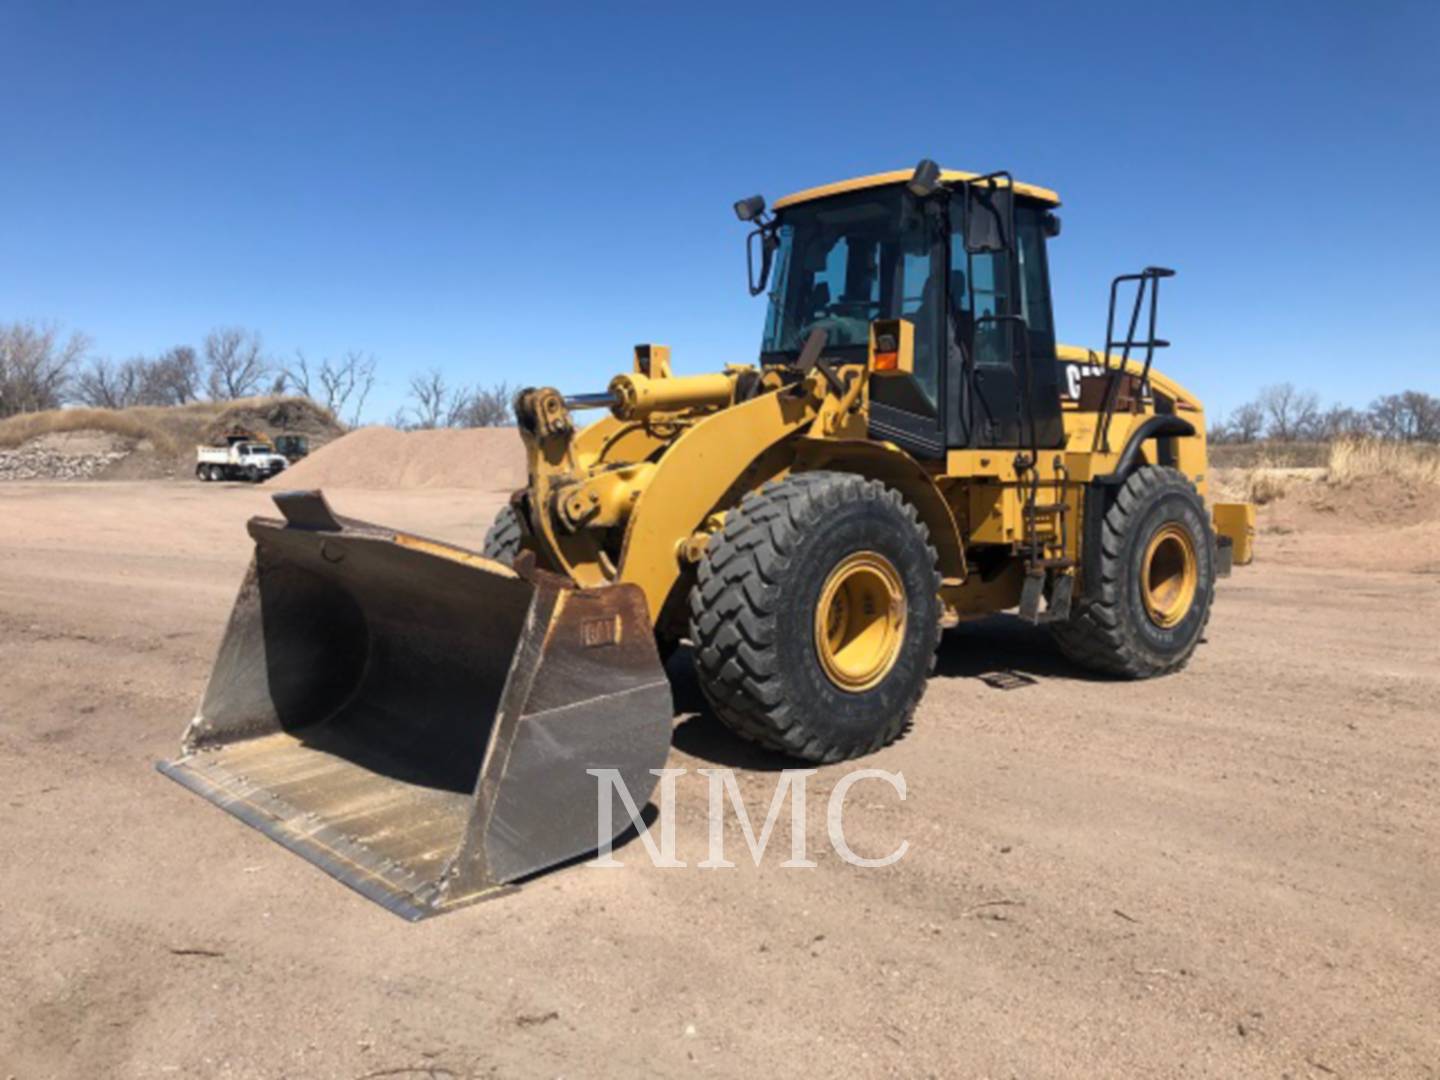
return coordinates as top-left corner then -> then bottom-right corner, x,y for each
158,491 -> 674,920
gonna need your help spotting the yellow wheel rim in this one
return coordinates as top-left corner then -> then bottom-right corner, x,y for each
814,551 -> 907,692
1141,523 -> 1199,629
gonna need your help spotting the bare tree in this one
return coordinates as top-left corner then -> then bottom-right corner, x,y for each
1225,401 -> 1266,444
397,374 -> 528,430
146,346 -> 201,405
1369,391 -> 1440,441
204,327 -> 270,400
449,381 -> 516,427
278,352 -> 307,398
0,321 -> 88,416
75,356 -> 144,408
285,349 -> 377,427
1316,404 -> 1369,441
1368,393 -> 1408,440
405,368 -> 453,429
326,351 -> 377,427
74,347 -> 202,409
1404,390 -> 1440,442
1258,383 -> 1320,442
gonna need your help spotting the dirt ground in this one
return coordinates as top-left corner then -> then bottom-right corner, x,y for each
1,480 -> 1437,1079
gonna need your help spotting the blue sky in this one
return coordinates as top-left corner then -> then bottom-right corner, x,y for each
2,2 -> 1436,422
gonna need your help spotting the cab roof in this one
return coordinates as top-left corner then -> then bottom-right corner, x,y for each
773,169 -> 1061,211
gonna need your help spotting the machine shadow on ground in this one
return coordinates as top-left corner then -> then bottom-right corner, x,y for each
934,614 -> 1108,683
666,617 -> 1103,770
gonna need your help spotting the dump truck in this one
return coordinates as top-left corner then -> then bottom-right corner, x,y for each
195,438 -> 289,482
160,161 -> 1255,918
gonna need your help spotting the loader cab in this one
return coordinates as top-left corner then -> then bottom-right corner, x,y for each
754,171 -> 1066,459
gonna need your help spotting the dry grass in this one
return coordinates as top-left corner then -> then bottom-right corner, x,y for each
1209,441 -> 1331,470
0,396 -> 340,452
1328,438 -> 1440,487
1245,469 -> 1294,505
1213,439 -> 1440,507
0,406 -> 182,453
1212,465 -> 1325,506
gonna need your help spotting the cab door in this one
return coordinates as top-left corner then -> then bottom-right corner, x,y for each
866,197 -> 948,459
947,202 -> 1066,450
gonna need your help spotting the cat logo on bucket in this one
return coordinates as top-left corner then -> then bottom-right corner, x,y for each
581,615 -> 622,647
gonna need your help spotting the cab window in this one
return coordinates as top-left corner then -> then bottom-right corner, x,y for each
762,188 -> 940,408
949,237 -> 1011,369
951,202 -> 1055,365
1015,207 -> 1055,343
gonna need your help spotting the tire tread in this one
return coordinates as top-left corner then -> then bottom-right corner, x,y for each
1052,465 -> 1215,678
689,471 -> 941,762
482,505 -> 524,565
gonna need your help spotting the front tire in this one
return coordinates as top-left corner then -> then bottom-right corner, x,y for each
482,504 -> 524,566
1052,465 -> 1216,677
689,471 -> 941,763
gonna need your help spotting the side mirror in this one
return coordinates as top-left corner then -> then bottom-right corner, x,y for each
746,227 -> 779,296
734,195 -> 766,222
1044,211 -> 1062,238
906,158 -> 942,198
965,181 -> 1014,254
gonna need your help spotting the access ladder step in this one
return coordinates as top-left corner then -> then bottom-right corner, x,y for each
1017,569 -> 1075,624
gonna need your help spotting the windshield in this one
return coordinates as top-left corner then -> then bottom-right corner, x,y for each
761,187 -> 933,358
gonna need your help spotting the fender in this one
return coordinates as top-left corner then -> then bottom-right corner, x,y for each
1096,414 -> 1195,484
791,437 -> 966,581
617,384 -> 818,622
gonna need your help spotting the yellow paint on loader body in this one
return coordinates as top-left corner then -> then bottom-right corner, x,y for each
774,168 -> 1061,209
516,341 -> 1240,636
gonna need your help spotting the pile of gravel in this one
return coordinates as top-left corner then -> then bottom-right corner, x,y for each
0,431 -> 135,481
272,425 -> 526,490
0,445 -> 130,480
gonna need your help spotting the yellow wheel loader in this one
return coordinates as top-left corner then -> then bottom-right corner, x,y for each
160,161 -> 1254,918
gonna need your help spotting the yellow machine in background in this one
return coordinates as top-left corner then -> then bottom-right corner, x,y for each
161,160 -> 1252,917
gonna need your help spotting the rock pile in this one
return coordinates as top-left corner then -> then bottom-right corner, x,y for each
0,431 -> 136,481
0,445 -> 130,480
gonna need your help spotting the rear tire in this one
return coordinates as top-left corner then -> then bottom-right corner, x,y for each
1052,465 -> 1216,677
689,471 -> 941,763
482,504 -> 525,566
